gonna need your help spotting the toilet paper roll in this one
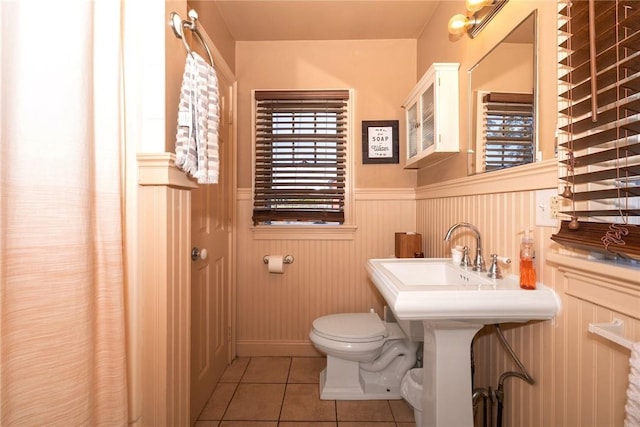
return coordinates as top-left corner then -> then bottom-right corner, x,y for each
268,255 -> 285,274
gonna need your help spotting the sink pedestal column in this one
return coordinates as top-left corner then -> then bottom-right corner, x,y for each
420,320 -> 483,427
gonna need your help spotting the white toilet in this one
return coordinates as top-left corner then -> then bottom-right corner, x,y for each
309,310 -> 419,400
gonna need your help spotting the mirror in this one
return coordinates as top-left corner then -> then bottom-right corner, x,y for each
467,11 -> 537,175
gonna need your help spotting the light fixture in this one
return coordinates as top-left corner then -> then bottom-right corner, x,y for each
448,0 -> 509,38
466,0 -> 492,13
447,14 -> 476,37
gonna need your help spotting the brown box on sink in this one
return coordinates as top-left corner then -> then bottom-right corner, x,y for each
395,232 -> 422,258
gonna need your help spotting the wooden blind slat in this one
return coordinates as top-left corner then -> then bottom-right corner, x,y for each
483,92 -> 534,104
560,165 -> 640,184
486,108 -> 534,115
559,119 -> 640,150
551,221 -> 640,258
485,143 -> 533,149
561,142 -> 640,168
564,187 -> 640,202
252,210 -> 344,224
561,98 -> 640,135
254,191 -> 345,197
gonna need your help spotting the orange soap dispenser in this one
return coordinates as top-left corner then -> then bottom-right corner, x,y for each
519,229 -> 536,290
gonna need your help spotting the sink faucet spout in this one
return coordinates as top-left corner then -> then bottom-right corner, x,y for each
444,222 -> 486,272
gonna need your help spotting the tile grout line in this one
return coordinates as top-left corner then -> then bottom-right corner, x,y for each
276,356 -> 292,423
221,357 -> 250,423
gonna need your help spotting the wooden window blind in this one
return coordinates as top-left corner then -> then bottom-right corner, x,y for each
482,92 -> 535,172
552,0 -> 640,259
253,90 -> 349,225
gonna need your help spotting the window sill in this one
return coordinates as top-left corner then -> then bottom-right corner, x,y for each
251,225 -> 357,240
547,252 -> 640,289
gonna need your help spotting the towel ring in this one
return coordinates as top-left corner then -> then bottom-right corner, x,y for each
170,10 -> 215,67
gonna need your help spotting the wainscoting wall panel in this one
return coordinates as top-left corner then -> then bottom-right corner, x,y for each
138,154 -> 196,426
418,192 -> 544,279
235,189 -> 416,356
415,165 -> 640,427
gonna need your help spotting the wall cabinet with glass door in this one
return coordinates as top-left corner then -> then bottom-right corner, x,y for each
402,62 -> 460,169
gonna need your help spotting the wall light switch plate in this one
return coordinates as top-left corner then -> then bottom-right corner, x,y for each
535,188 -> 560,228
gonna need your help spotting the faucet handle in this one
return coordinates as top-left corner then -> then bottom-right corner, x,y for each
487,253 -> 512,279
460,246 -> 472,268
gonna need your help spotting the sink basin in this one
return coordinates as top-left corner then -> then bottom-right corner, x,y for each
366,257 -> 561,323
378,259 -> 493,286
366,257 -> 561,427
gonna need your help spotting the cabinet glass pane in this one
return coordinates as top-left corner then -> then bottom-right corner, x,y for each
407,102 -> 418,158
421,85 -> 434,151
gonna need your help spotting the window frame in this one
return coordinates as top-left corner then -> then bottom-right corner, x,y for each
251,89 -> 355,233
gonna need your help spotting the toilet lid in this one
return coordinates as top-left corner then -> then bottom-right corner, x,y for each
312,312 -> 388,341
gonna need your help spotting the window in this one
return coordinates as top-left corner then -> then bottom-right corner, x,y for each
553,0 -> 640,259
480,92 -> 534,172
252,90 -> 349,225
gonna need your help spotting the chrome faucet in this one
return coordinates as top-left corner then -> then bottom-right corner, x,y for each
443,222 -> 486,272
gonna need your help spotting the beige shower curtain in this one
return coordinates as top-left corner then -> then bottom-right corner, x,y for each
1,1 -> 128,425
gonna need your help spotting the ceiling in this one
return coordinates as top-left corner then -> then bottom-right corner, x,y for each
190,1 -> 441,41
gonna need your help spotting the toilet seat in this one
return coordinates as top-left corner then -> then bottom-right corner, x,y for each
312,312 -> 388,343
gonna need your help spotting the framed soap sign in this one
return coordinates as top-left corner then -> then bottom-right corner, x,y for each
361,120 -> 399,164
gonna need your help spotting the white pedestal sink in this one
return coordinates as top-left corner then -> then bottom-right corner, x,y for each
366,258 -> 561,427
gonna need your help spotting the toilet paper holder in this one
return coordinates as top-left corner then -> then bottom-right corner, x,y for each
263,254 -> 294,265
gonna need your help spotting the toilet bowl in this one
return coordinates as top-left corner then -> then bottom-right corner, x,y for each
309,311 -> 419,400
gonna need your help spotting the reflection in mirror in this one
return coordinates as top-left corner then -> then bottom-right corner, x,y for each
467,11 -> 537,175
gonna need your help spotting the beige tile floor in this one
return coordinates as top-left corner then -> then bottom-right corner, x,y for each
195,356 -> 417,427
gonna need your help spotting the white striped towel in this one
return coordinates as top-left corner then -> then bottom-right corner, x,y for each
175,52 -> 220,184
626,341 -> 640,427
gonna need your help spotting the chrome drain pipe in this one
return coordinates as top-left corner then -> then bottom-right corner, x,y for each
472,387 -> 493,427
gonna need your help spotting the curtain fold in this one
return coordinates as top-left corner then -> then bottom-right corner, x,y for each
1,1 -> 128,425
